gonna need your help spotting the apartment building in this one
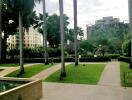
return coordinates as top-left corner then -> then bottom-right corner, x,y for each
95,16 -> 120,25
7,27 -> 43,49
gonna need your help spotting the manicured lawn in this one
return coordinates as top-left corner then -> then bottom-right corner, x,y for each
6,64 -> 53,78
45,64 -> 105,85
0,63 -> 19,67
120,62 -> 132,87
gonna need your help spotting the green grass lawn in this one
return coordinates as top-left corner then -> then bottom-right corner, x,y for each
6,64 -> 53,78
120,62 -> 132,87
45,64 -> 105,85
0,63 -> 19,67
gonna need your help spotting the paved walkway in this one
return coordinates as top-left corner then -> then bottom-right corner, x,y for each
32,63 -> 71,80
98,61 -> 121,86
39,61 -> 132,100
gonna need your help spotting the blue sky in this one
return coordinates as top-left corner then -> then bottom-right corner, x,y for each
35,0 -> 128,30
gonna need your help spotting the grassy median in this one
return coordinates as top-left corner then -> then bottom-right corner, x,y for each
45,64 -> 105,85
6,64 -> 53,78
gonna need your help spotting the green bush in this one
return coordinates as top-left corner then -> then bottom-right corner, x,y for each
81,54 -> 120,59
122,40 -> 131,57
7,47 -> 69,58
79,57 -> 110,62
118,56 -> 130,63
3,57 -> 75,64
105,54 -> 120,59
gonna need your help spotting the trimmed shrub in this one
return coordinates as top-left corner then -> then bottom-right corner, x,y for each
118,56 -> 130,63
79,57 -> 111,62
105,54 -> 120,59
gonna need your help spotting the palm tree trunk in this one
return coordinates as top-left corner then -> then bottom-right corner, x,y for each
43,0 -> 48,64
128,0 -> 132,68
59,0 -> 66,79
73,0 -> 78,66
19,11 -> 24,74
0,0 -> 2,62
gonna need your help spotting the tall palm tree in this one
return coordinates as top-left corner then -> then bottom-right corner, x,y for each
59,0 -> 66,79
128,0 -> 132,68
43,0 -> 48,64
11,0 -> 40,74
73,0 -> 78,66
0,0 -> 2,61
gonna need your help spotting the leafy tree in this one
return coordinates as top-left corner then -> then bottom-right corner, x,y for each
122,33 -> 131,57
90,22 -> 129,54
37,14 -> 69,48
1,0 -> 40,73
66,27 -> 84,43
80,40 -> 95,54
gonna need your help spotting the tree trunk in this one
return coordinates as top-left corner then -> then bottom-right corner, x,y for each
128,0 -> 132,69
19,11 -> 24,74
43,0 -> 48,64
59,0 -> 66,80
1,34 -> 8,62
73,0 -> 78,66
0,0 -> 2,62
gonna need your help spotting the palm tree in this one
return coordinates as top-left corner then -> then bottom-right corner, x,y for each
0,0 -> 2,61
59,0 -> 66,79
11,0 -> 40,74
73,0 -> 78,66
128,0 -> 132,68
42,0 -> 48,64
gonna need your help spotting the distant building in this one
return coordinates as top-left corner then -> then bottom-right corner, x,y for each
95,16 -> 120,26
7,27 -> 43,49
86,16 -> 121,40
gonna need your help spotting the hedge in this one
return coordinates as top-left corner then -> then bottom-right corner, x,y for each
118,56 -> 130,63
1,57 -> 111,64
79,57 -> 111,62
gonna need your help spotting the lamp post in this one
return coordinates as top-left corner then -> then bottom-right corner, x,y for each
43,0 -> 48,64
73,0 -> 78,66
59,0 -> 66,79
128,0 -> 132,68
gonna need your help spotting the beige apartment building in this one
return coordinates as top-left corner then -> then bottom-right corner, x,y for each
7,27 -> 43,49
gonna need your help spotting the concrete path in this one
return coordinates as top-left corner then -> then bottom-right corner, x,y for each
98,61 -> 121,86
40,61 -> 132,100
32,63 -> 71,80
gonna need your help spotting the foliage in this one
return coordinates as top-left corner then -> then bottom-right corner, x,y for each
7,47 -> 69,58
122,33 -> 131,57
36,14 -> 69,48
118,56 -> 130,63
45,64 -> 105,84
0,63 -> 19,67
79,57 -> 111,62
66,27 -> 84,42
1,0 -> 39,61
79,39 -> 95,54
87,22 -> 129,54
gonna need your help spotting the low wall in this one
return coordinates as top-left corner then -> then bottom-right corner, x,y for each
0,78 -> 42,100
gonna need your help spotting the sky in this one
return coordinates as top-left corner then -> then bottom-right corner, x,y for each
35,0 -> 128,31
